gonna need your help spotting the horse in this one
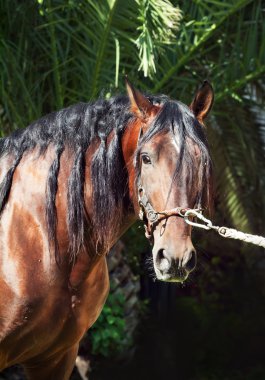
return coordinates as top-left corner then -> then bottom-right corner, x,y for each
0,78 -> 214,379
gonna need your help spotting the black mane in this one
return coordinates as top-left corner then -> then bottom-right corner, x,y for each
0,94 -> 211,261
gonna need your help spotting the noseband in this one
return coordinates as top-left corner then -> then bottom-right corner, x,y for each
138,185 -> 198,242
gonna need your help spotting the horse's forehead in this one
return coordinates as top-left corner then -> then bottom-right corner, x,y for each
142,131 -> 191,159
142,131 -> 202,167
143,131 -> 177,151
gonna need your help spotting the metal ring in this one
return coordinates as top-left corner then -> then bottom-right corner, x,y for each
184,209 -> 212,230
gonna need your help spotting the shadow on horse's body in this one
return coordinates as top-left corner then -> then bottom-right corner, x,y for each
0,79 -> 214,379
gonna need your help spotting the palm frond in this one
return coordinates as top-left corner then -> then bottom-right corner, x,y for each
209,98 -> 265,233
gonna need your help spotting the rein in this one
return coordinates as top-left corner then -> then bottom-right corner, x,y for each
138,185 -> 200,242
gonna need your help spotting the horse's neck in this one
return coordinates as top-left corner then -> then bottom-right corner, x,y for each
121,118 -> 142,211
41,117 -> 141,283
67,124 -> 141,287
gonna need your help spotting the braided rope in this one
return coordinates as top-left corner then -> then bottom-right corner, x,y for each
184,210 -> 265,249
217,227 -> 265,248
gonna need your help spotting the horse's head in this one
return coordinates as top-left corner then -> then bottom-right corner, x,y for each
125,79 -> 214,282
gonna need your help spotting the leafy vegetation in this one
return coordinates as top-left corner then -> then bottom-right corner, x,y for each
90,288 -> 130,357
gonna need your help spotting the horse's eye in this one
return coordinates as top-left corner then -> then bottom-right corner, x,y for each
142,154 -> 152,165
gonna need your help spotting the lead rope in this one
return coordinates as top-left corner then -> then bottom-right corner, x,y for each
184,210 -> 265,249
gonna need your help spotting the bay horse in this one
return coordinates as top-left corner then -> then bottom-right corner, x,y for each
0,79 -> 213,379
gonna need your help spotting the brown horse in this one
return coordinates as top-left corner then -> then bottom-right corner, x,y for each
0,79 -> 213,379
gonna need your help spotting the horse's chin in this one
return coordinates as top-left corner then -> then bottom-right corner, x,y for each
154,269 -> 189,283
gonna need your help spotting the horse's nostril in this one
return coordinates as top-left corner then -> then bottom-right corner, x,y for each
184,250 -> 197,272
156,248 -> 171,272
157,248 -> 165,262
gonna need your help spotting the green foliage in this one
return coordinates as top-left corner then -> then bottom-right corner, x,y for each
0,0 -> 181,129
90,289 -> 131,357
152,0 -> 265,97
135,0 -> 181,76
121,221 -> 149,275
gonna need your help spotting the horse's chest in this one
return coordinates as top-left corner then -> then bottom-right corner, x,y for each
0,257 -> 109,368
69,258 -> 110,333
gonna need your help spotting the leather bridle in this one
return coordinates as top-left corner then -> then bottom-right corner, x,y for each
138,184 -> 200,242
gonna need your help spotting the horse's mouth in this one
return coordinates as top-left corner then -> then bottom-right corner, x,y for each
154,268 -> 189,283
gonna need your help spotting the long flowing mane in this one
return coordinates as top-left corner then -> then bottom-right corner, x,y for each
0,94 -> 211,262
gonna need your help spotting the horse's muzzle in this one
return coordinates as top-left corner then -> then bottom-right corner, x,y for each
153,248 -> 197,282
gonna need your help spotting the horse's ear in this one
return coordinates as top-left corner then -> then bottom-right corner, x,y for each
190,80 -> 214,124
125,76 -> 153,119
